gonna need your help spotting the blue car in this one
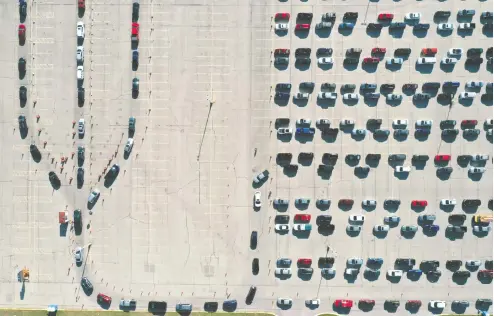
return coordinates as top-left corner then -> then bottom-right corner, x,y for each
414,23 -> 430,30
360,83 -> 377,90
339,22 -> 355,29
443,81 -> 460,88
296,127 -> 315,135
390,22 -> 406,29
367,258 -> 384,265
424,224 -> 440,232
223,300 -> 237,309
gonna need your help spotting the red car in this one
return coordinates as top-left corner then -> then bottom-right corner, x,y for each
97,293 -> 112,304
294,214 -> 311,222
297,258 -> 312,266
461,119 -> 478,126
275,13 -> 290,20
406,300 -> 422,307
411,200 -> 428,207
78,0 -> 85,9
339,199 -> 354,205
434,155 -> 451,162
334,299 -> 353,308
363,57 -> 380,64
131,22 -> 139,40
372,47 -> 387,54
295,24 -> 310,30
378,13 -> 394,20
479,269 -> 493,277
274,48 -> 290,56
421,48 -> 438,55
18,24 -> 26,42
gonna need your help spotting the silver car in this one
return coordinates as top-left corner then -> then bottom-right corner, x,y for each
384,215 -> 400,223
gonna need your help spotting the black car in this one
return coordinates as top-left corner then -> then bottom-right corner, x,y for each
344,12 -> 358,19
297,12 -> 313,21
414,23 -> 430,30
402,83 -> 418,90
299,82 -> 315,90
421,260 -> 440,269
18,57 -> 26,72
346,48 -> 362,55
454,270 -> 471,278
321,128 -> 339,135
389,154 -> 406,161
296,57 -> 310,64
346,154 -> 361,161
252,258 -> 259,275
74,209 -> 82,226
78,87 -> 85,103
488,47 -> 493,58
19,1 -> 27,17
463,129 -> 480,136
467,48 -> 483,57
132,2 -> 139,22
462,199 -> 481,207
132,50 -> 139,69
284,164 -> 298,172
344,58 -> 359,64
318,164 -> 334,173
342,84 -> 356,90
316,48 -> 333,56
441,129 -> 459,136
394,48 -> 412,56
322,153 -> 338,163
367,119 -> 382,126
18,115 -> 27,130
446,260 -> 463,269
437,167 -> 453,174
81,277 -> 94,293
355,166 -> 370,173
437,93 -> 452,102
204,302 -> 218,312
422,82 -> 441,90
316,215 -> 332,225
412,155 -> 429,161
299,152 -> 314,160
384,199 -> 401,206
457,155 -> 471,163
275,118 -> 290,127
49,171 -> 60,184
295,48 -> 311,56
19,86 -> 27,102
250,231 -> 257,249
413,93 -> 431,100
466,57 -> 483,64
275,215 -> 290,223
275,92 -> 290,99
427,270 -> 442,277
366,154 -> 381,160
132,77 -> 139,92
367,23 -> 383,30
318,257 -> 335,265
440,120 -> 456,128
277,153 -> 292,162
381,84 -> 395,90
321,83 -> 336,90
434,11 -> 451,18
78,146 -> 85,163
246,286 -> 257,304
77,167 -> 84,184
148,301 -> 167,313
276,83 -> 292,90
390,22 -> 406,29
108,164 -> 120,177
395,258 -> 416,266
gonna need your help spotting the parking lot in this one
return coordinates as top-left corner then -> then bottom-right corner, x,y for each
0,0 -> 492,315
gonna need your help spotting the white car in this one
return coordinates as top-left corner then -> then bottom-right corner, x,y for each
347,257 -> 363,265
429,301 -> 446,309
254,191 -> 262,208
77,65 -> 84,80
393,119 -> 408,127
386,58 -> 404,65
88,188 -> 100,204
77,21 -> 85,39
124,138 -> 134,153
473,225 -> 491,232
465,260 -> 482,267
362,199 -> 377,207
293,224 -> 310,231
316,118 -> 330,125
275,224 -> 290,231
318,57 -> 334,65
297,118 -> 311,125
343,93 -> 359,100
294,93 -> 309,99
438,23 -> 454,31
441,57 -> 458,64
386,94 -> 403,101
277,298 -> 292,306
275,268 -> 292,275
387,270 -> 403,277
74,246 -> 83,263
458,23 -> 475,30
471,154 -> 489,161
374,224 -> 390,232
459,92 -> 476,99
349,214 -> 365,223
469,167 -> 485,174
395,166 -> 411,173
277,128 -> 292,135
406,12 -> 421,20
440,199 -> 457,206
305,299 -> 320,307
448,48 -> 463,56
485,119 -> 493,127
275,23 -> 289,31
416,57 -> 437,65
78,118 -> 85,135
340,119 -> 355,126
465,81 -> 484,88
416,120 -> 433,127
76,46 -> 84,62
318,92 -> 337,99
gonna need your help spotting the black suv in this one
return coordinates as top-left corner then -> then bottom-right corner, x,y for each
81,277 -> 94,293
366,154 -> 381,160
252,258 -> 259,275
276,83 -> 292,90
344,12 -> 358,19
346,154 -> 361,161
132,2 -> 139,22
462,199 -> 481,207
446,260 -> 462,269
395,48 -> 412,55
367,118 -> 382,126
412,155 -> 429,161
316,215 -> 332,225
246,286 -> 257,304
381,84 -> 395,90
18,57 -> 26,72
19,86 -> 27,102
299,152 -> 314,160
295,48 -> 311,56
148,301 -> 167,313
297,12 -> 313,21
403,83 -> 418,90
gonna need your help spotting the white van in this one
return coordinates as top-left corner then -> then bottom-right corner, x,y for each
417,57 -> 437,64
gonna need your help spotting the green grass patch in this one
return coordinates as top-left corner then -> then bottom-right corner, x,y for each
0,310 -> 274,316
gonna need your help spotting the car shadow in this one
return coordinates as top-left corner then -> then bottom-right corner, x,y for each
385,274 -> 401,284
297,270 -> 313,281
385,63 -> 402,72
294,29 -> 310,39
400,230 -> 416,239
388,28 -> 404,38
415,63 -> 434,74
412,98 -> 430,108
459,98 -> 474,106
316,98 -> 336,108
315,28 -> 333,38
414,132 -> 430,141
393,171 -> 409,180
411,160 -> 426,170
481,94 -> 493,106
464,62 -> 481,73
372,230 -> 388,239
282,167 -> 298,177
274,98 -> 289,107
346,230 -> 361,238
478,273 -> 493,284
372,133 -> 389,142
295,60 -> 311,71
362,63 -> 378,73
452,274 -> 469,285
318,226 -> 335,236
294,133 -> 314,143
483,25 -> 493,37
439,63 -> 455,73
343,62 -> 359,71
457,29 -> 474,38
412,28 -> 428,38
276,134 -> 292,143
317,168 -> 333,179
366,28 -> 381,38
